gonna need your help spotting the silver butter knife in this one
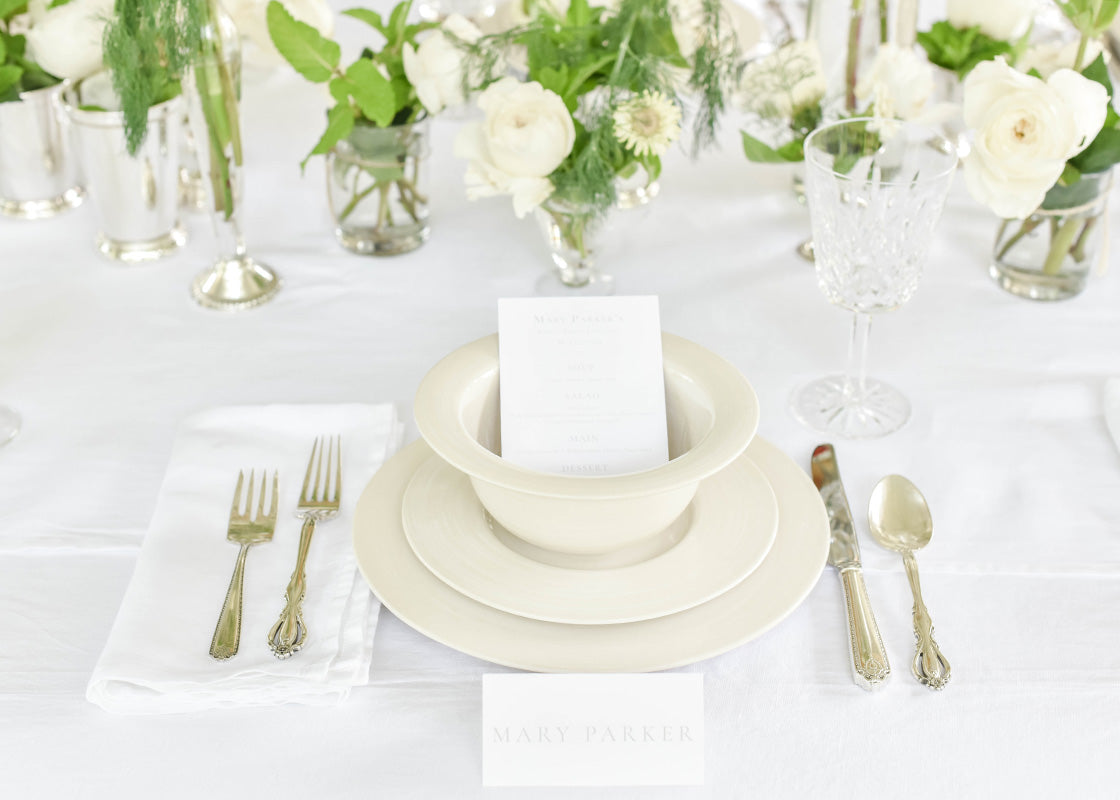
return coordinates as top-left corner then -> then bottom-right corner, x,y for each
811,444 -> 891,691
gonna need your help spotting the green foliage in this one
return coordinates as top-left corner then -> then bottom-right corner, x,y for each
0,5 -> 63,105
916,21 -> 1014,79
1056,0 -> 1120,35
268,0 -> 433,167
103,0 -> 208,153
1066,54 -> 1120,177
458,0 -> 737,217
741,130 -> 803,163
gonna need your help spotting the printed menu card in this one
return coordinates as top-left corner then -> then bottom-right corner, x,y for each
497,296 -> 669,476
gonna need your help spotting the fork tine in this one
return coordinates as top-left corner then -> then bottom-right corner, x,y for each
256,468 -> 267,520
301,437 -> 319,503
270,471 -> 279,519
333,436 -> 341,501
245,469 -> 255,519
313,436 -> 325,501
231,470 -> 245,518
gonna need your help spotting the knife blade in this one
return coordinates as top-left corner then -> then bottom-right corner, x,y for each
811,444 -> 890,691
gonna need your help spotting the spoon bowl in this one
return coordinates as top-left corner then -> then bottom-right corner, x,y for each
867,474 -> 932,552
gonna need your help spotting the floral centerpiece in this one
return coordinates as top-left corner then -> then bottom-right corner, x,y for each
917,0 -> 1035,79
267,0 -> 476,254
0,0 -> 108,216
963,0 -> 1120,300
453,0 -> 740,292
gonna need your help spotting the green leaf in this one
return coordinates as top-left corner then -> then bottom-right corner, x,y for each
386,0 -> 411,47
1081,53 -> 1113,95
1068,127 -> 1120,174
302,102 -> 355,169
0,33 -> 6,63
1096,0 -> 1120,30
1059,162 -> 1082,186
266,0 -> 341,83
46,0 -> 73,8
342,8 -> 386,36
343,58 -> 396,126
0,64 -> 21,97
0,0 -> 26,22
917,21 -> 1012,78
741,130 -> 803,163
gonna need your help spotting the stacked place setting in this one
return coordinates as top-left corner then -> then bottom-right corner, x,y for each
352,303 -> 833,672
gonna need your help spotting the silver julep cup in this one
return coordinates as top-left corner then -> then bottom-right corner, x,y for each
64,82 -> 186,262
0,82 -> 84,219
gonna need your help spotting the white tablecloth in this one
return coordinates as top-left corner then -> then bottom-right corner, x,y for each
2,4 -> 1118,797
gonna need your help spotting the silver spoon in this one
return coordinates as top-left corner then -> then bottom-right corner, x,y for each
867,475 -> 951,690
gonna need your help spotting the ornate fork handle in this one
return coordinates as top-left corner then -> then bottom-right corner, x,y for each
268,516 -> 317,658
903,551 -> 951,690
210,543 -> 251,660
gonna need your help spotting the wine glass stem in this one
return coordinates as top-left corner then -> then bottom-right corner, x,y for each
843,311 -> 873,402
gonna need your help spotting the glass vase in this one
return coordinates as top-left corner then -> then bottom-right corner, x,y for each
990,171 -> 1113,302
615,163 -> 660,210
63,82 -> 187,263
0,82 -> 83,219
807,0 -> 890,111
532,201 -> 614,295
326,120 -> 430,256
183,9 -> 280,311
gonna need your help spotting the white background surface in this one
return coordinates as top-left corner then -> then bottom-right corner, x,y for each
1,1 -> 1118,796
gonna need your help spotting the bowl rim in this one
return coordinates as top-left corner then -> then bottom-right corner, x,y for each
413,333 -> 759,499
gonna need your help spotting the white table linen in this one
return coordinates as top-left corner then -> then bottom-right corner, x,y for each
86,404 -> 401,713
1,1 -> 1118,796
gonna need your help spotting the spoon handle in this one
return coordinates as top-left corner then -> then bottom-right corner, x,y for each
902,551 -> 951,690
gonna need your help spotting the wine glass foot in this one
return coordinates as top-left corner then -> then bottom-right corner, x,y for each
0,405 -> 21,447
791,375 -> 910,439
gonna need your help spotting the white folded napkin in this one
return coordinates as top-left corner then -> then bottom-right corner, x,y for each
87,404 -> 402,714
1106,380 -> 1120,454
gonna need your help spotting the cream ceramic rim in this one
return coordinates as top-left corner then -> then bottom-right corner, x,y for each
412,333 -> 760,499
352,437 -> 830,673
400,450 -> 779,625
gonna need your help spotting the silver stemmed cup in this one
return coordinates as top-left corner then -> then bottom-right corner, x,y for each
791,118 -> 957,439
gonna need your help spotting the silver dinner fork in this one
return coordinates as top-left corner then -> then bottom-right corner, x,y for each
268,436 -> 342,658
209,469 -> 279,660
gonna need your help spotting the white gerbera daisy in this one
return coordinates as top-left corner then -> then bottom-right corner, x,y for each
612,91 -> 683,158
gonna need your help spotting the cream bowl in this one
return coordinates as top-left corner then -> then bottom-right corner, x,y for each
413,333 -> 760,555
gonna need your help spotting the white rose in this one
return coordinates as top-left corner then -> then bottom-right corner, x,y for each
962,58 -> 1107,219
1018,39 -> 1104,79
403,14 -> 483,116
453,77 -> 576,217
736,40 -> 825,119
24,0 -> 114,81
946,0 -> 1037,41
856,43 -> 935,121
223,0 -> 333,67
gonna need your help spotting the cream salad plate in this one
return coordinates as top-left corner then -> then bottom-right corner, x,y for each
352,437 -> 830,673
401,448 -> 779,625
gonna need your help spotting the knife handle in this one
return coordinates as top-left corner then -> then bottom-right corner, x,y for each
839,567 -> 891,691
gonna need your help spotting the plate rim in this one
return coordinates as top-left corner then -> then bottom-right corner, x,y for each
400,449 -> 780,625
352,437 -> 829,673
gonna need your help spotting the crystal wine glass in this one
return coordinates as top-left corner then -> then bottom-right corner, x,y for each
791,118 -> 957,438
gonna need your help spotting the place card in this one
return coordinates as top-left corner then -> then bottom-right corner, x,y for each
482,673 -> 704,787
497,296 -> 669,475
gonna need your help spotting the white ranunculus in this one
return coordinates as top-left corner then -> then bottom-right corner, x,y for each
24,0 -> 113,81
962,58 -> 1108,219
453,77 -> 576,217
223,0 -> 334,67
856,43 -> 935,122
403,14 -> 483,116
1018,39 -> 1104,79
735,40 -> 826,119
946,0 -> 1036,41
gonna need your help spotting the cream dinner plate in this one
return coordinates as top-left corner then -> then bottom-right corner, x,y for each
400,450 -> 779,625
352,438 -> 829,673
